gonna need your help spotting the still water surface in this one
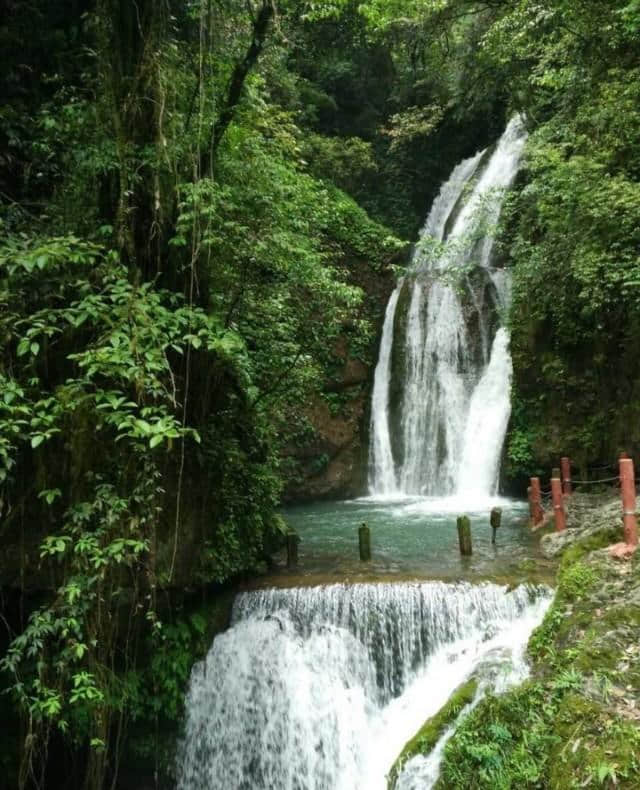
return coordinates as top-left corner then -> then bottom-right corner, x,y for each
279,494 -> 547,583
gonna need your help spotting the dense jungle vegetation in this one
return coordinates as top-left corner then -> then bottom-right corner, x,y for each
1,1 -> 639,787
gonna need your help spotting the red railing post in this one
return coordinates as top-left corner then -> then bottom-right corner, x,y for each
551,472 -> 566,531
561,456 -> 572,496
530,477 -> 544,526
611,457 -> 638,559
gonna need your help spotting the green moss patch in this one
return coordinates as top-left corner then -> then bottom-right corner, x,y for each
387,678 -> 478,789
559,525 -> 622,569
550,693 -> 640,789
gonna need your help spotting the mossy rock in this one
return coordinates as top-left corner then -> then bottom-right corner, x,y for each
442,145 -> 493,240
433,679 -> 559,789
565,532 -> 622,568
388,277 -> 412,468
387,677 -> 478,789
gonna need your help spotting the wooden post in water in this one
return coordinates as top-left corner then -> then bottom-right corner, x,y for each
610,457 -> 638,559
561,456 -> 572,497
530,477 -> 544,526
286,531 -> 299,568
490,507 -> 502,544
359,522 -> 371,561
457,516 -> 472,556
551,472 -> 566,532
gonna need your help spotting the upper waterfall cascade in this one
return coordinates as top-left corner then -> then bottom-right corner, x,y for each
177,580 -> 550,790
368,117 -> 527,498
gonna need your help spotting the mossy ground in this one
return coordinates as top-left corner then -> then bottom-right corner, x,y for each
435,494 -> 640,789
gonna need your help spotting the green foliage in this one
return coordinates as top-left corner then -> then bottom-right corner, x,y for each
0,3 -> 403,786
504,394 -> 538,479
487,1 -> 640,467
194,409 -> 287,584
286,0 -> 505,237
4,0 -> 640,786
0,234 -> 227,481
506,429 -> 535,477
117,593 -> 235,784
556,561 -> 597,601
130,613 -> 209,724
382,105 -> 445,153
302,133 -> 378,195
437,680 -> 556,789
438,652 -> 640,789
1,476 -> 157,746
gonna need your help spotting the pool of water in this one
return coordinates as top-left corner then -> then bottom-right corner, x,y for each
274,494 -> 550,585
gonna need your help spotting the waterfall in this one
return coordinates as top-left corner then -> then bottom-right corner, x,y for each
456,328 -> 513,495
177,581 -> 550,790
368,287 -> 401,495
368,117 -> 527,498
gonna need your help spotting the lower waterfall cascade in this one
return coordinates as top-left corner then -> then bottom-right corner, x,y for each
177,581 -> 551,790
368,117 -> 527,499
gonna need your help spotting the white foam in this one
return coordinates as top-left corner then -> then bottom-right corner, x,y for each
177,581 -> 550,790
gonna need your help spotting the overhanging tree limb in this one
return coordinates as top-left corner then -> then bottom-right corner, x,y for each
201,0 -> 275,173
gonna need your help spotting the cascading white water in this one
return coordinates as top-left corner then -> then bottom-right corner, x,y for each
368,117 -> 527,498
393,581 -> 538,790
456,328 -> 513,495
368,151 -> 484,496
177,581 -> 550,790
368,287 -> 402,495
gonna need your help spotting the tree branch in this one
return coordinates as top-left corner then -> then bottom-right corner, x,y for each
250,350 -> 302,411
200,0 -> 275,174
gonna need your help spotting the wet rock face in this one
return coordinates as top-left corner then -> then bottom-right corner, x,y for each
461,265 -> 502,371
541,497 -> 623,558
388,278 -> 411,470
283,387 -> 369,501
282,255 -> 398,502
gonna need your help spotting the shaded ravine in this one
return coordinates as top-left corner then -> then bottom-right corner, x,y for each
368,117 -> 527,498
177,580 -> 551,790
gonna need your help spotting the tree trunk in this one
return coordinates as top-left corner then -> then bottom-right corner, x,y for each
99,0 -> 170,281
